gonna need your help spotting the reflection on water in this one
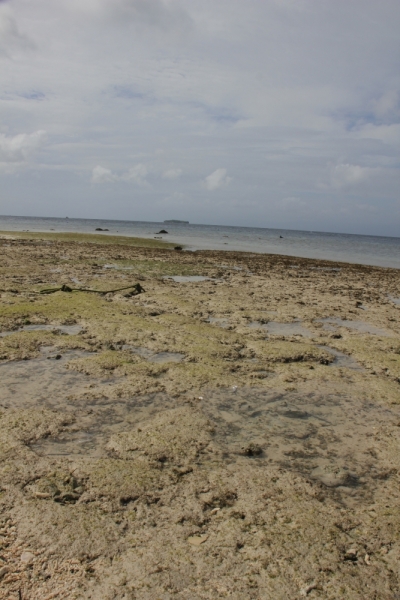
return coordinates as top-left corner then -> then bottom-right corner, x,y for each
248,320 -> 313,337
0,324 -> 83,337
163,276 -> 214,282
316,317 -> 391,336
317,345 -> 364,370
207,317 -> 230,328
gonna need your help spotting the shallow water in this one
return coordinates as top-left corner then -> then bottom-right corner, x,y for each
0,324 -> 83,338
316,317 -> 392,336
248,320 -> 314,338
317,345 -> 364,371
148,352 -> 185,363
122,345 -> 185,363
199,386 -> 400,501
163,276 -> 213,282
1,349 -> 397,503
31,393 -> 177,458
207,317 -> 230,328
0,348 -> 95,408
389,296 -> 400,305
2,215 -> 399,268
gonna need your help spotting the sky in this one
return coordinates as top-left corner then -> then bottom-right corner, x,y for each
0,0 -> 399,236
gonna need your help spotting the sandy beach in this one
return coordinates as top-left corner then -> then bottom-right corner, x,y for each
0,231 -> 399,599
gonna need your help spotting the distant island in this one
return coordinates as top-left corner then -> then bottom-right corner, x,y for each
164,220 -> 189,224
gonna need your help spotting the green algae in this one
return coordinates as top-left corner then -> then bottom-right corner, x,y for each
0,230 -> 176,249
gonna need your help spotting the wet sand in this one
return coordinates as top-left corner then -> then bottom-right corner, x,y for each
0,232 -> 399,599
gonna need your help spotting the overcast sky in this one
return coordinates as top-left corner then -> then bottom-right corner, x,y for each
0,0 -> 399,235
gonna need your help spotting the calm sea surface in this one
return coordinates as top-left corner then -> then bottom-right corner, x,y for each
0,215 -> 399,269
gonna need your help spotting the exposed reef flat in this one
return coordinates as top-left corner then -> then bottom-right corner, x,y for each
0,231 -> 399,599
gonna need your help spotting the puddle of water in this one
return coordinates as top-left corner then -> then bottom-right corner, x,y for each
0,348 -> 95,408
0,347 -> 178,458
207,317 -> 230,328
2,349 -> 398,504
122,345 -> 185,363
71,278 -> 83,285
0,324 -> 83,338
103,264 -> 134,271
388,296 -> 400,306
199,386 -> 400,501
317,345 -> 364,371
31,392 -> 177,458
316,318 -> 391,336
248,320 -> 313,338
122,345 -> 154,358
148,352 -> 185,364
163,276 -> 214,283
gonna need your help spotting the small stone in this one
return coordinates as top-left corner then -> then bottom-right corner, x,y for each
188,534 -> 208,546
33,491 -> 51,499
344,548 -> 358,561
0,566 -> 9,578
21,551 -> 35,564
242,443 -> 263,457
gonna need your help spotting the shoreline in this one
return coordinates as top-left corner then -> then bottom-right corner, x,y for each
0,234 -> 399,598
1,228 -> 399,271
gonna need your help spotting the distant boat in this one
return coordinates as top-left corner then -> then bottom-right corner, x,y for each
164,220 -> 189,224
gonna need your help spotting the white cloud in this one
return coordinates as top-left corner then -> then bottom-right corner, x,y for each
331,164 -> 369,189
163,168 -> 182,179
204,168 -> 232,191
0,1 -> 399,234
0,4 -> 33,57
92,163 -> 150,184
91,165 -> 116,183
0,130 -> 46,164
122,163 -> 149,185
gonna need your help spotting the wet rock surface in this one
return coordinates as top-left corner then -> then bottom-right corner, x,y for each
0,233 -> 399,598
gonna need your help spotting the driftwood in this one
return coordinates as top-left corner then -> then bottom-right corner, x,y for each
39,283 -> 145,296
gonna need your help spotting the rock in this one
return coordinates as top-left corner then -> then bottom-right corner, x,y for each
95,228 -> 103,231
174,246 -> 183,251
344,548 -> 358,561
0,566 -> 9,578
33,491 -> 51,499
21,551 -> 35,564
188,534 -> 208,546
157,230 -> 168,234
241,443 -> 263,456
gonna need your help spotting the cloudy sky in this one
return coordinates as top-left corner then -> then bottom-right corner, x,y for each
0,0 -> 399,235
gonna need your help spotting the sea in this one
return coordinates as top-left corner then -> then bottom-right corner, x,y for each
0,215 -> 399,269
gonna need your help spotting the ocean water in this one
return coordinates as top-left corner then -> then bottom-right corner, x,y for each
0,215 -> 399,269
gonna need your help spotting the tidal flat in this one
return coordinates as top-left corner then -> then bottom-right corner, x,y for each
0,231 -> 399,599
